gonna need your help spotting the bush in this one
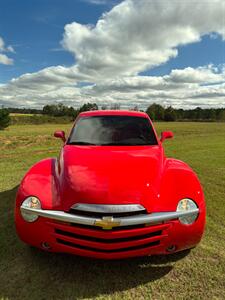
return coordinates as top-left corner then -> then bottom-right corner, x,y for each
0,108 -> 11,130
10,114 -> 72,125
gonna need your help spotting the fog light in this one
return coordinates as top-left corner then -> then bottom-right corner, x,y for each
20,196 -> 41,222
41,242 -> 51,250
167,245 -> 176,252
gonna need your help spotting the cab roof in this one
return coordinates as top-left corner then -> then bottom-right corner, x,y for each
79,110 -> 149,118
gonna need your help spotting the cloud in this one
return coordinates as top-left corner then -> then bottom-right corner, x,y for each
7,45 -> 15,53
62,0 -> 225,79
83,0 -> 108,4
0,37 -> 6,51
81,0 -> 117,5
0,64 -> 224,109
165,65 -> 225,84
0,36 -> 14,65
9,65 -> 89,91
0,0 -> 225,108
0,54 -> 13,65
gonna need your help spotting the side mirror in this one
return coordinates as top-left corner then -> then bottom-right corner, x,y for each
54,130 -> 66,142
160,131 -> 173,143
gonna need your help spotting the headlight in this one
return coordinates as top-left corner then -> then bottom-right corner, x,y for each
176,198 -> 198,225
21,196 -> 41,222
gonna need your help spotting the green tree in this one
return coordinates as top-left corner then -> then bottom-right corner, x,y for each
110,103 -> 120,110
79,103 -> 98,112
146,103 -> 165,120
43,104 -> 54,115
42,103 -> 78,118
164,106 -> 176,121
0,108 -> 11,130
217,109 -> 225,121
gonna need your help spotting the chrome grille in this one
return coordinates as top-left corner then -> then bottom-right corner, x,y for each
70,203 -> 147,218
50,204 -> 169,256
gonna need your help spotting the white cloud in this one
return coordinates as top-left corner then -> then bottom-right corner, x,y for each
0,54 -> 13,65
0,64 -> 224,109
83,0 -> 108,4
82,0 -> 118,5
62,0 -> 225,79
0,0 -> 225,107
0,36 -> 14,65
7,45 -> 15,53
9,65 -> 89,91
165,65 -> 225,84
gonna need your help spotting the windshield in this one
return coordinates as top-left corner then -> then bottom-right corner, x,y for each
67,115 -> 158,146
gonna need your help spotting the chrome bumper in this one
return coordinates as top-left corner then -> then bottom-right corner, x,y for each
20,206 -> 199,229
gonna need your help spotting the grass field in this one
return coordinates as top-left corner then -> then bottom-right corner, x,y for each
0,122 -> 225,300
9,113 -> 37,116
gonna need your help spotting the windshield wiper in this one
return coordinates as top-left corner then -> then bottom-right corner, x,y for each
68,141 -> 98,145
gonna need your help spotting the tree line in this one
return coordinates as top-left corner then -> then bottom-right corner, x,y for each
146,103 -> 225,121
41,102 -> 225,121
7,102 -> 225,121
1,102 -> 225,130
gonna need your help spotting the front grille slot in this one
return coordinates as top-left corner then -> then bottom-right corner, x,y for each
70,223 -> 149,231
56,238 -> 160,253
69,209 -> 147,218
55,228 -> 162,243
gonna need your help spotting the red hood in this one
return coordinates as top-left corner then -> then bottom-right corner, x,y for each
59,145 -> 164,212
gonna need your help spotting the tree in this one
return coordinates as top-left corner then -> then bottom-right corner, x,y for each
79,103 -> 98,112
42,103 -> 78,118
176,108 -> 184,120
110,103 -> 120,110
217,109 -> 225,121
67,106 -> 79,118
101,105 -> 108,110
131,105 -> 139,111
164,106 -> 176,121
43,104 -> 54,115
0,108 -> 11,130
146,103 -> 165,120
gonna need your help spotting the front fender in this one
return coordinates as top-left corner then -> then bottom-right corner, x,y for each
15,158 -> 60,210
149,158 -> 206,244
154,158 -> 205,211
149,158 -> 206,234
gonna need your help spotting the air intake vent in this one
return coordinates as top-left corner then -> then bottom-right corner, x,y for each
70,203 -> 146,218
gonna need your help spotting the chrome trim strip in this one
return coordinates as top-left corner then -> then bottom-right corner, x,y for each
21,207 -> 96,226
71,203 -> 145,213
20,206 -> 199,227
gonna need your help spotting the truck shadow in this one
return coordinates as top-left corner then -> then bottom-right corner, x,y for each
0,186 -> 190,300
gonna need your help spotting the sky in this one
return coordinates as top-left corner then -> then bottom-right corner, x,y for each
0,0 -> 224,110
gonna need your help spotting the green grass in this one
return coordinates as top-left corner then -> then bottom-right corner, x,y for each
0,122 -> 225,300
9,113 -> 37,116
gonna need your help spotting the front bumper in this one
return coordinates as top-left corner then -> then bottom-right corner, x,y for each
16,205 -> 204,259
20,206 -> 199,229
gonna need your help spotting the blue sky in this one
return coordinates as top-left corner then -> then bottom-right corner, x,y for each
0,0 -> 113,82
0,0 -> 224,109
142,35 -> 225,77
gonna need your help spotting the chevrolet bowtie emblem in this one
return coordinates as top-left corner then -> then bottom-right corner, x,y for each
94,216 -> 121,230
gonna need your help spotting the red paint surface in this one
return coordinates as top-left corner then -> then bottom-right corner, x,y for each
15,110 -> 206,259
